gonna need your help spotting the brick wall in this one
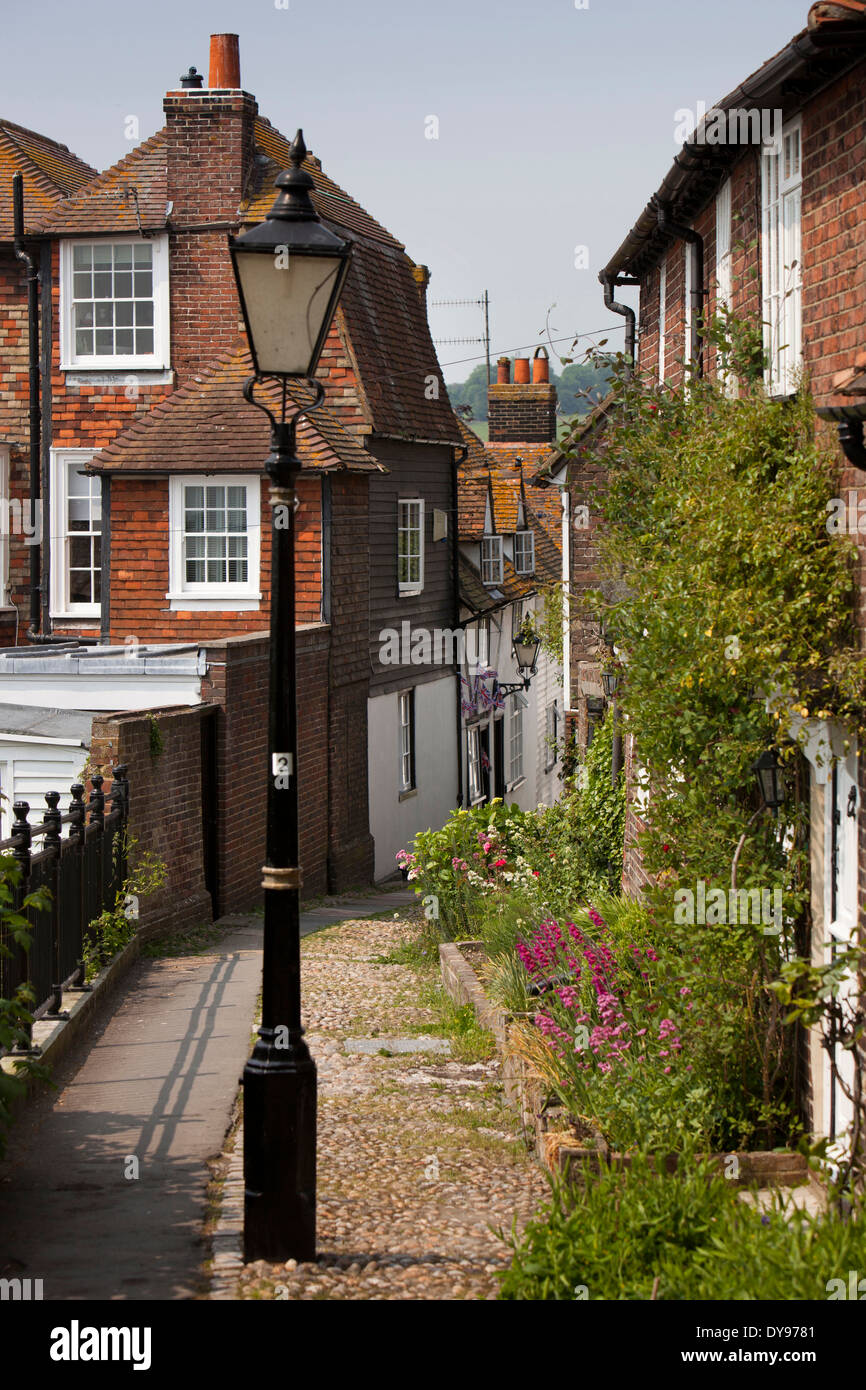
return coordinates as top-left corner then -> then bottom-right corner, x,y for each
105,473 -> 322,642
87,625 -> 335,936
200,626 -> 332,912
488,383 -> 557,443
163,89 -> 257,385
0,253 -> 36,643
89,704 -> 213,938
621,730 -> 653,898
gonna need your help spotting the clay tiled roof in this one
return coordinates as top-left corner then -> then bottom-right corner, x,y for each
246,120 -> 460,444
249,119 -> 402,250
0,120 -> 96,239
87,342 -> 384,477
36,130 -> 168,235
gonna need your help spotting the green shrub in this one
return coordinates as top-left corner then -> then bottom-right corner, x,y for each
82,844 -> 167,979
498,1154 -> 866,1300
0,854 -> 52,1154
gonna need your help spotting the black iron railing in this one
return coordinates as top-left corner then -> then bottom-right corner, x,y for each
0,767 -> 129,1048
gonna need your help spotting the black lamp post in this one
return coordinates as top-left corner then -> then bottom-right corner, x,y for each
228,130 -> 352,1263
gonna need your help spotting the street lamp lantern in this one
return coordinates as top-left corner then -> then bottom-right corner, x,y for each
601,667 -> 622,699
229,129 -> 353,1265
229,130 -> 352,379
752,748 -> 785,816
512,631 -> 541,678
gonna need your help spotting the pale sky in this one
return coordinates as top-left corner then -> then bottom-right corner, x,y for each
3,0 -> 810,381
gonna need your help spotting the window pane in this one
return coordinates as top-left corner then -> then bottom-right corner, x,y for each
135,300 -> 154,326
73,272 -> 92,298
114,245 -> 133,269
133,243 -> 152,266
75,330 -> 93,355
116,329 -> 134,355
95,329 -> 113,354
135,329 -> 154,355
72,244 -> 92,270
68,497 -> 90,530
93,245 -> 112,270
69,536 -> 91,568
114,274 -> 133,301
95,302 -> 113,327
133,270 -> 152,297
69,568 -> 91,603
93,272 -> 112,298
74,304 -> 94,329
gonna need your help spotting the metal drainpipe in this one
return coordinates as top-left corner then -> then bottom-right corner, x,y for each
452,441 -> 469,806
656,200 -> 704,375
601,274 -> 638,371
12,175 -> 82,646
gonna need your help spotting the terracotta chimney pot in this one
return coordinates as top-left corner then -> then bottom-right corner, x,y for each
209,34 -> 241,89
496,357 -> 511,385
532,347 -> 550,383
513,356 -> 530,384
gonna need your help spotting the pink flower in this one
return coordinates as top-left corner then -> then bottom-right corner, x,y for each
493,858 -> 507,868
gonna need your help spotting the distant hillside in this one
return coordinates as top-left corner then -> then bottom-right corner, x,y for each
446,360 -> 612,425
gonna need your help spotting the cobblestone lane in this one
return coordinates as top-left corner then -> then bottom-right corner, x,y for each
217,914 -> 548,1301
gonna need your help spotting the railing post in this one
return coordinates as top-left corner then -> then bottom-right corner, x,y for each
10,801 -> 34,1050
68,783 -> 91,991
89,773 -> 105,920
111,765 -> 129,906
88,773 -> 105,833
42,791 -> 67,1019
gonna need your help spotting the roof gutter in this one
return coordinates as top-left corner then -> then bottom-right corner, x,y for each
601,22 -> 866,281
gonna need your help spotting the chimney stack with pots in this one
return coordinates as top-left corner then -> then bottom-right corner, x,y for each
163,35 -> 257,380
488,346 -> 557,443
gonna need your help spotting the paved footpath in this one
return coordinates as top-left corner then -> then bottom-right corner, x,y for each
215,913 -> 548,1301
0,891 -> 413,1301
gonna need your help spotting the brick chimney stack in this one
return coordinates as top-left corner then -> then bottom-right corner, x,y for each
163,35 -> 258,379
488,347 -> 557,442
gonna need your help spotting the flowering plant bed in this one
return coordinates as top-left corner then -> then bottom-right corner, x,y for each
439,931 -> 816,1197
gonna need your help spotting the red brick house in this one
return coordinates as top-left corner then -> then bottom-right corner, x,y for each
564,0 -> 866,1149
0,33 -> 465,900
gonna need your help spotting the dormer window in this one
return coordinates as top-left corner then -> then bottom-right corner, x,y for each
513,529 -> 535,575
481,535 -> 503,586
60,236 -> 170,370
